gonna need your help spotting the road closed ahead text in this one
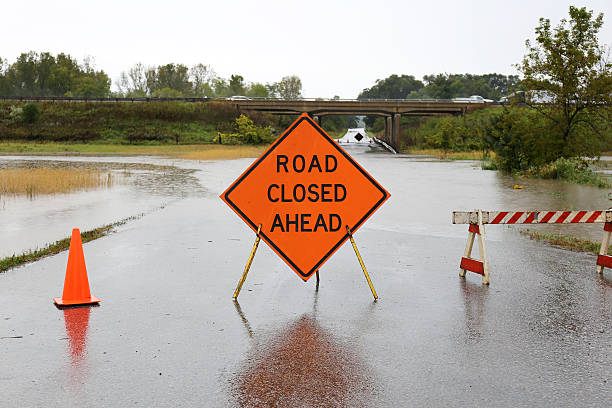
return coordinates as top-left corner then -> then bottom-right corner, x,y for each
269,154 -> 344,233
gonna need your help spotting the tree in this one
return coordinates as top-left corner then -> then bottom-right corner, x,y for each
190,63 -> 215,97
229,74 -> 246,95
212,78 -> 229,97
358,74 -> 423,99
117,62 -> 148,97
517,6 -> 612,158
0,52 -> 110,97
276,75 -> 302,99
0,57 -> 10,96
246,82 -> 269,97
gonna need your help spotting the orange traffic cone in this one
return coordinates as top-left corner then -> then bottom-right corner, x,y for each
53,228 -> 100,307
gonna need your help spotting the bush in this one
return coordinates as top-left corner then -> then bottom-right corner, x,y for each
21,103 -> 40,123
520,157 -> 610,187
216,115 -> 275,145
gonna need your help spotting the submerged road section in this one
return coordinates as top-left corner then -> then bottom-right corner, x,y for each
1,146 -> 611,407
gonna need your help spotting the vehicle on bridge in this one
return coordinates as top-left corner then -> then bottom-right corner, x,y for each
453,95 -> 493,103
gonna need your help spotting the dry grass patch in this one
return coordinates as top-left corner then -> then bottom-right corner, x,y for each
0,168 -> 113,198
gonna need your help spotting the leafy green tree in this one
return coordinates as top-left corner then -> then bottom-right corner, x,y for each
246,82 -> 269,97
229,74 -> 246,95
21,102 -> 40,123
190,63 -> 215,97
0,57 -> 10,96
117,62 -> 148,97
212,78 -> 229,97
276,75 -> 302,99
147,63 -> 191,95
517,6 -> 612,159
358,74 -> 424,100
0,52 -> 110,97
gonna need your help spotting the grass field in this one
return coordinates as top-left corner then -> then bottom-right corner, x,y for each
0,142 -> 268,159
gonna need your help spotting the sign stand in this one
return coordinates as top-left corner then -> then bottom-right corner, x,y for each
347,226 -> 378,300
231,224 -> 379,300
233,224 -> 262,300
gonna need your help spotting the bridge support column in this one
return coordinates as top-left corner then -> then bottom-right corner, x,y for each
392,113 -> 401,148
385,116 -> 392,143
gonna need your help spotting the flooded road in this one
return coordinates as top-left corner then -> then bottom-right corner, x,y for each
1,147 -> 610,407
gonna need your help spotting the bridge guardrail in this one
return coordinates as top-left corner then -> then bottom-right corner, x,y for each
0,96 -> 469,103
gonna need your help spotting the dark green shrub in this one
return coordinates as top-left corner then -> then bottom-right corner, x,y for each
22,103 -> 40,123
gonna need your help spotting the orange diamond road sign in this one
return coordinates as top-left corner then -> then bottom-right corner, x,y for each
221,113 -> 390,281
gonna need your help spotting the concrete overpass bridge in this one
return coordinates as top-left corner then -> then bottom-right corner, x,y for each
231,98 -> 488,149
0,96 -> 489,150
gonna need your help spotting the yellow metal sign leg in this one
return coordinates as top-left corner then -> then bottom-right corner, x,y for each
347,226 -> 378,300
233,224 -> 262,299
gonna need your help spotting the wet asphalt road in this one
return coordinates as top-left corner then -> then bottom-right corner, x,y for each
1,147 -> 611,407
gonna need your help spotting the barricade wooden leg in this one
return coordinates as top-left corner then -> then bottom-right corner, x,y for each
459,223 -> 490,284
460,228 -> 476,277
477,229 -> 490,285
596,222 -> 612,274
233,224 -> 262,299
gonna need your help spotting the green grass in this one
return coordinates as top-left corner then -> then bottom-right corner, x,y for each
0,214 -> 142,272
0,142 -> 267,157
401,148 -> 494,160
520,229 -> 607,255
519,158 -> 611,188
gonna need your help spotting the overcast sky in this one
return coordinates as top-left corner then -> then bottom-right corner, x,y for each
3,0 -> 611,98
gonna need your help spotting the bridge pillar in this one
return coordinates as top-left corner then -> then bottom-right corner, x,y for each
392,113 -> 401,148
385,116 -> 392,143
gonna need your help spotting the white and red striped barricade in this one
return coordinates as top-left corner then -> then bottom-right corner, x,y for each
452,209 -> 612,284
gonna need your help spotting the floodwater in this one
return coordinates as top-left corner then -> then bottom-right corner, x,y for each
1,146 -> 610,407
2,150 -> 610,258
0,156 -> 207,257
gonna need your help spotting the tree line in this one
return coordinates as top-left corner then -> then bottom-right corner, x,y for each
116,63 -> 303,99
0,52 -> 111,98
0,53 -> 303,99
358,73 -> 520,101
